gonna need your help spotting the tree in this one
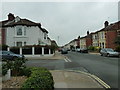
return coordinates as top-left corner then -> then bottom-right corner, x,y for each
51,40 -> 58,53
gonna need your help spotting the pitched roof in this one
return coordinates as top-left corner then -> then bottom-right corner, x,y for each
97,21 -> 120,32
104,21 -> 120,31
0,18 -> 48,33
80,36 -> 87,39
5,19 -> 40,27
0,20 -> 9,27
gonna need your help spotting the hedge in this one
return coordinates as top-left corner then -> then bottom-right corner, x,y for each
115,46 -> 120,52
21,67 -> 54,89
22,47 -> 32,55
51,49 -> 53,54
44,48 -> 49,54
1,45 -> 8,50
10,47 -> 20,54
35,47 -> 42,54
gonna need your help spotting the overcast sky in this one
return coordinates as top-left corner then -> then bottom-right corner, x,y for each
1,1 -> 118,46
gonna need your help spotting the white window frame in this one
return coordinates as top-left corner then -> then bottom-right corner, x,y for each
16,42 -> 22,47
16,26 -> 22,36
15,26 -> 27,36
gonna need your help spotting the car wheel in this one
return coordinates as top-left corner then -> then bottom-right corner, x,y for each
118,55 -> 120,58
101,54 -> 103,56
107,53 -> 110,57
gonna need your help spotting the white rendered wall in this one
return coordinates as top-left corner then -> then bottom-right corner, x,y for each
6,25 -> 48,46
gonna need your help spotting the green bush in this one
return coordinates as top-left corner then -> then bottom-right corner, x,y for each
11,58 -> 28,76
88,46 -> 95,51
2,63 -> 8,76
21,67 -> 54,89
16,67 -> 31,77
1,44 -> 8,50
2,60 -> 13,76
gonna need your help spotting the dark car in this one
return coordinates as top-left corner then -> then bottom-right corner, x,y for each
80,48 -> 88,53
0,51 -> 25,61
61,48 -> 68,54
100,48 -> 119,57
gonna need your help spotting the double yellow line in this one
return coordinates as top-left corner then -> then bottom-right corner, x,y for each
66,70 -> 111,89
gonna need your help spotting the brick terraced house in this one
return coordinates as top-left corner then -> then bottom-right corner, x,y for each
64,21 -> 120,50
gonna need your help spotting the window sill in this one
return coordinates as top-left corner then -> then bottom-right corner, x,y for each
14,36 -> 28,38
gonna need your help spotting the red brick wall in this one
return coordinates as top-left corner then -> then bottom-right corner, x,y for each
86,37 -> 92,48
106,31 -> 117,49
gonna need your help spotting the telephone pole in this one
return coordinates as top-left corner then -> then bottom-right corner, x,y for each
58,36 -> 59,46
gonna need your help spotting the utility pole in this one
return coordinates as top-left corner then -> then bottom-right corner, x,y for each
58,36 -> 59,46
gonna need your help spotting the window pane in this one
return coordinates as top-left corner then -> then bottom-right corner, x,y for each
17,27 -> 22,35
16,42 -> 22,47
24,42 -> 26,46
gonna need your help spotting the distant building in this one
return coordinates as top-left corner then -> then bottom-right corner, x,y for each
86,31 -> 92,48
105,21 -> 120,49
0,13 -> 51,47
80,36 -> 86,49
64,39 -> 78,50
92,32 -> 99,47
64,21 -> 120,49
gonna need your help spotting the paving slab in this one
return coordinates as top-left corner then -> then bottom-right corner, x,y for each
50,70 -> 105,88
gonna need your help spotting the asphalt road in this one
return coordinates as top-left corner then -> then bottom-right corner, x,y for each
25,51 -> 119,88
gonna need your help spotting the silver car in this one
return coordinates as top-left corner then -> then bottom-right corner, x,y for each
100,48 -> 119,57
0,50 -> 25,61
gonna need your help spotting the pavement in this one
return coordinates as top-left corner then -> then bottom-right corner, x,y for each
50,70 -> 105,88
88,52 -> 100,55
26,51 -> 109,88
26,51 -> 65,60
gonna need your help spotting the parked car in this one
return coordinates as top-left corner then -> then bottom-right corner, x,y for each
71,48 -> 76,52
58,48 -> 62,52
80,48 -> 88,53
0,51 -> 25,61
61,48 -> 68,54
76,48 -> 81,52
100,48 -> 119,57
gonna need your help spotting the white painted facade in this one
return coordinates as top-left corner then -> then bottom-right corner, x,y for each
98,31 -> 106,48
80,38 -> 86,49
64,40 -> 77,49
92,33 -> 99,47
6,25 -> 49,47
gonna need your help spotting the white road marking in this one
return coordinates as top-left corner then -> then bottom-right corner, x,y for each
64,57 -> 72,62
64,58 -> 68,62
66,58 -> 72,62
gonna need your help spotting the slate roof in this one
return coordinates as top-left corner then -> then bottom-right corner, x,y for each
97,21 -> 120,32
104,21 -> 120,31
0,18 -> 48,33
0,20 -> 9,27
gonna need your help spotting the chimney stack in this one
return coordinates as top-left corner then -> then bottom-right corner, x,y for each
8,13 -> 15,21
104,21 -> 109,28
87,31 -> 89,35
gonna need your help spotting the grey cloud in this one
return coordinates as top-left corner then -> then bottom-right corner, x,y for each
1,2 -> 118,46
